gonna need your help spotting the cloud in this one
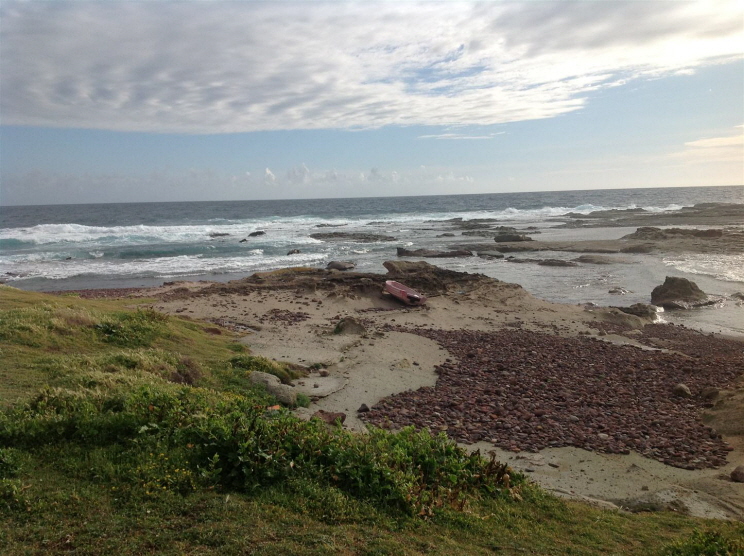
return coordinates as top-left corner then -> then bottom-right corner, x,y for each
1,1 -> 742,133
264,167 -> 276,183
675,126 -> 744,164
418,132 -> 505,140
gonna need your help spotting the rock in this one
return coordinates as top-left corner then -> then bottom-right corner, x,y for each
609,288 -> 631,295
358,403 -> 370,413
731,465 -> 744,483
437,233 -> 456,237
672,383 -> 692,398
731,292 -> 744,301
494,233 -> 533,242
396,247 -> 473,258
333,317 -> 367,335
537,259 -> 579,267
310,232 -> 396,242
326,261 -> 356,271
248,371 -> 297,406
477,251 -> 505,259
248,230 -> 266,237
574,255 -> 621,265
286,249 -> 301,255
616,303 -> 658,320
620,244 -> 654,254
312,410 -> 346,425
651,276 -> 708,309
209,232 -> 230,238
239,239 -> 248,243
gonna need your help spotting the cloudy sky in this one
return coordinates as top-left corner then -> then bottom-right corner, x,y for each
1,1 -> 742,205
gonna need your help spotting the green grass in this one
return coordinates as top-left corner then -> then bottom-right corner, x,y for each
1,284 -> 742,555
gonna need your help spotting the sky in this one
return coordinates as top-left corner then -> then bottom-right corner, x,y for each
1,1 -> 742,206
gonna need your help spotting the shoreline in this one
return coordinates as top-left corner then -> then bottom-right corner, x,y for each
57,260 -> 744,520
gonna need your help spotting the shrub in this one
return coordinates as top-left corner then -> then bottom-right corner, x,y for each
93,309 -> 169,348
228,355 -> 304,384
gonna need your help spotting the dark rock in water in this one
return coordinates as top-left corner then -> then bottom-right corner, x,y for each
249,230 -> 266,237
397,247 -> 473,258
651,276 -> 708,310
209,232 -> 230,238
537,259 -> 578,267
620,244 -> 654,253
310,232 -> 395,242
286,249 -> 301,255
494,233 -> 533,242
615,303 -> 657,319
312,410 -> 346,425
732,292 -> 744,301
609,287 -> 631,295
326,261 -> 356,271
574,255 -> 625,265
477,251 -> 504,260
333,317 -> 367,335
239,239 -> 248,243
437,233 -> 456,237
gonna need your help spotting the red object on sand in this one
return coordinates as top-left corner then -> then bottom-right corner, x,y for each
384,280 -> 426,306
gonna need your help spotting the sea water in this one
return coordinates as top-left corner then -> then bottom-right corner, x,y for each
2,186 -> 743,334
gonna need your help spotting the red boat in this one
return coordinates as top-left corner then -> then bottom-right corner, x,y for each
384,280 -> 426,306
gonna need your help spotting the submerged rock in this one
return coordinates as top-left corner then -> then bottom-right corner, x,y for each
396,247 -> 473,258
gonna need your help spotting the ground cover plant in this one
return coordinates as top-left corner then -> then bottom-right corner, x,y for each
0,285 -> 742,555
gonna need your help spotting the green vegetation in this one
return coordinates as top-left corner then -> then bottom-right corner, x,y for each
1,285 -> 742,555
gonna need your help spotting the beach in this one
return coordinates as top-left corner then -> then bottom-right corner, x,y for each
66,234 -> 744,520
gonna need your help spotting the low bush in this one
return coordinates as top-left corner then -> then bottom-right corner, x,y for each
0,384 -> 519,516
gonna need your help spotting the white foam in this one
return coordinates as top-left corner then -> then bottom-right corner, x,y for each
663,254 -> 744,283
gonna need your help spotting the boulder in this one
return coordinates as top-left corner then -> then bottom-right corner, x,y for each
357,403 -> 370,413
312,410 -> 346,425
477,251 -> 505,259
672,383 -> 692,398
249,230 -> 266,237
731,465 -> 744,483
651,276 -> 708,309
396,247 -> 473,258
286,249 -> 301,255
333,317 -> 367,335
616,303 -> 658,320
326,261 -> 356,271
382,260 -> 436,275
248,371 -> 297,406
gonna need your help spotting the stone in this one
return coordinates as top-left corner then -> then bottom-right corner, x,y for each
700,387 -> 719,404
286,249 -> 301,255
312,410 -> 346,425
493,233 -> 533,242
396,247 -> 473,258
248,371 -> 297,406
326,260 -> 356,271
616,303 -> 658,320
333,317 -> 367,335
357,403 -> 370,413
310,232 -> 395,242
537,259 -> 579,267
672,383 -> 692,398
731,465 -> 744,483
651,276 -> 708,309
248,230 -> 266,237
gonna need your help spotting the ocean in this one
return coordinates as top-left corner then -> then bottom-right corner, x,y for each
2,185 -> 743,334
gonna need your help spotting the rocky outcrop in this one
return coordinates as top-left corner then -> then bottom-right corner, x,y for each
505,257 -> 578,267
651,276 -> 709,309
286,249 -> 301,255
623,227 -> 723,240
326,261 -> 356,271
249,230 -> 266,237
310,232 -> 396,242
396,247 -> 473,258
248,371 -> 297,406
382,260 -> 494,296
494,233 -> 533,242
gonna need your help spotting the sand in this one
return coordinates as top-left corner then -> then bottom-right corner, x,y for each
107,261 -> 744,522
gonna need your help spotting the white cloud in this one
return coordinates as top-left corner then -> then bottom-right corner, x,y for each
675,126 -> 744,164
1,1 -> 741,133
264,167 -> 276,183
